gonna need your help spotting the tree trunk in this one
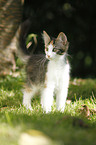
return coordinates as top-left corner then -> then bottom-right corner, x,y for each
0,0 -> 23,75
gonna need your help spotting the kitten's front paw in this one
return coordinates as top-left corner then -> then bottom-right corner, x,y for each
41,102 -> 51,113
57,106 -> 65,113
23,103 -> 33,111
43,107 -> 52,114
27,106 -> 33,111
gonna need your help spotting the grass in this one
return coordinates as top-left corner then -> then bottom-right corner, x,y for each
0,73 -> 96,145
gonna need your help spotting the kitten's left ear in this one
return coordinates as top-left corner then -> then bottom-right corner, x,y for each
56,32 -> 69,51
56,32 -> 67,43
42,31 -> 51,47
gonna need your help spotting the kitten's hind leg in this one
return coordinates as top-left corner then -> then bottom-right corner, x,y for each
22,86 -> 33,110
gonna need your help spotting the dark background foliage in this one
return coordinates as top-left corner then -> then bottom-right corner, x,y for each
23,0 -> 96,78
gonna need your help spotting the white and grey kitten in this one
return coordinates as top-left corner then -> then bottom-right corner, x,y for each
17,21 -> 70,113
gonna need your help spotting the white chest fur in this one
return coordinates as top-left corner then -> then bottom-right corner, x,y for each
47,56 -> 70,88
41,55 -> 70,113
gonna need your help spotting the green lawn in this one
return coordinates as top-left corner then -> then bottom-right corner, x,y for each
0,73 -> 96,145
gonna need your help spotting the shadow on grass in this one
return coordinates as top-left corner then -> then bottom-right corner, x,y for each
0,75 -> 23,90
0,75 -> 23,108
1,109 -> 96,145
68,78 -> 96,101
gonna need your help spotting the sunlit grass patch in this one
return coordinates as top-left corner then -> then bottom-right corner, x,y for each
0,75 -> 96,145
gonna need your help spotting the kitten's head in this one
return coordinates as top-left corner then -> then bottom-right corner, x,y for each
42,31 -> 69,60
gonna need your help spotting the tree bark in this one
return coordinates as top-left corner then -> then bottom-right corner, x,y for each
0,0 -> 23,75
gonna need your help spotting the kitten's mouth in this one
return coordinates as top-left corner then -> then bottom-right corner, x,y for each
46,55 -> 53,60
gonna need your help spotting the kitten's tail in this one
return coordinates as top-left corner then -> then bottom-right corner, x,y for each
16,19 -> 31,63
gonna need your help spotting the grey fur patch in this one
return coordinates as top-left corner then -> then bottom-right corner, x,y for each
26,54 -> 48,85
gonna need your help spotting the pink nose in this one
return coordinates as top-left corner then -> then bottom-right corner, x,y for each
47,55 -> 50,58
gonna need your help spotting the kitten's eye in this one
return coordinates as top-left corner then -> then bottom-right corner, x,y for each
45,48 -> 48,51
57,49 -> 64,55
53,47 -> 57,52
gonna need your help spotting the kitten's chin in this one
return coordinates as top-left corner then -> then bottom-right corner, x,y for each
46,57 -> 51,60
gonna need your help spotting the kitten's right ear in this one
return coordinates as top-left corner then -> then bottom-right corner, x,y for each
42,31 -> 51,47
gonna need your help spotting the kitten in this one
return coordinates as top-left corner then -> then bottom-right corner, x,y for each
17,21 -> 70,113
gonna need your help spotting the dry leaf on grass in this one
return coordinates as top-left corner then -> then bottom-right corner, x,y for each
78,105 -> 96,119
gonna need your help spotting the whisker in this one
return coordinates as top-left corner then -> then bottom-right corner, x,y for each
37,57 -> 45,63
66,53 -> 72,58
38,56 -> 47,72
